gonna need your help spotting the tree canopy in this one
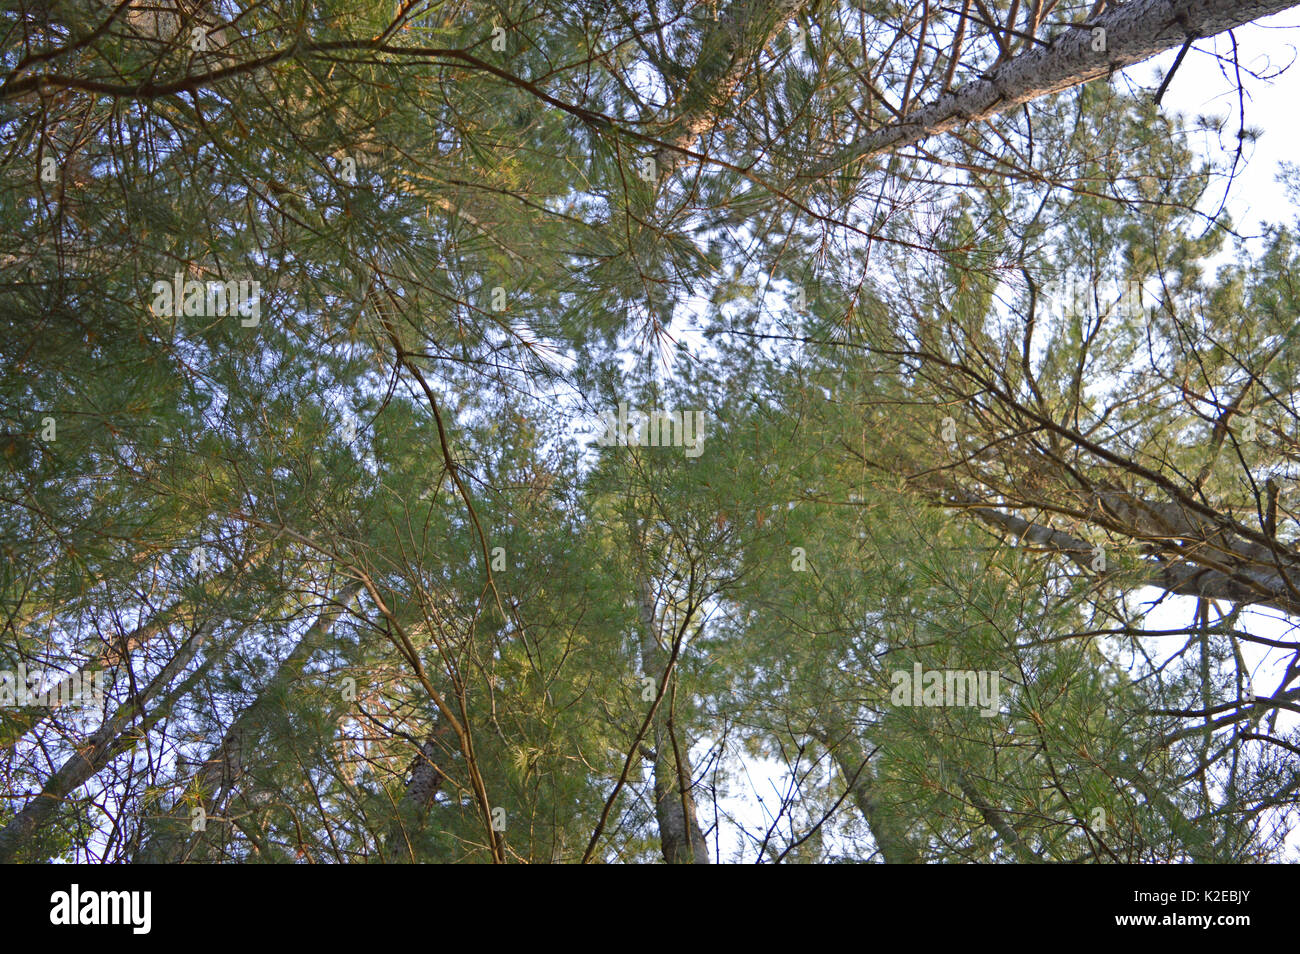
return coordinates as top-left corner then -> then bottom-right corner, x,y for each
2,0 -> 1300,863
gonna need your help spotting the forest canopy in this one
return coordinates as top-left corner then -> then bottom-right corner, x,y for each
2,0 -> 1300,864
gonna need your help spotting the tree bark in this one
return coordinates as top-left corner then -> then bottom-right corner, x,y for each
819,723 -> 923,864
652,0 -> 810,182
964,497 -> 1300,616
0,612 -> 242,863
953,767 -> 1038,863
812,0 -> 1300,176
136,581 -> 361,863
383,721 -> 453,862
0,542 -> 269,751
634,573 -> 710,864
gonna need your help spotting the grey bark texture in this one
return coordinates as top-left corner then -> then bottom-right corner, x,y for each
635,573 -> 710,864
953,767 -> 1038,863
384,722 -> 453,861
0,543 -> 268,751
137,581 -> 361,863
964,495 -> 1300,616
652,0 -> 809,181
812,0 -> 1300,176
819,722 -> 923,864
0,614 -> 232,863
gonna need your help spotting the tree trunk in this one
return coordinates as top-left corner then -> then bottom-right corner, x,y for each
819,722 -> 923,864
652,0 -> 810,182
635,574 -> 710,864
814,0 -> 1300,175
953,767 -> 1038,863
136,581 -> 361,863
0,612 -> 243,863
0,542 -> 268,751
964,499 -> 1300,616
383,721 -> 453,862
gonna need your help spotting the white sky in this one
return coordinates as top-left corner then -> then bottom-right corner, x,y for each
1150,9 -> 1300,244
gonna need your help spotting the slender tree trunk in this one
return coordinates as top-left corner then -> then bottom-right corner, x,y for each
652,0 -> 810,182
634,574 -> 709,864
383,721 -> 453,862
137,581 -> 361,863
819,722 -> 923,864
964,499 -> 1300,615
0,612 -> 243,863
0,542 -> 269,751
953,767 -> 1038,863
0,611 -> 169,752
